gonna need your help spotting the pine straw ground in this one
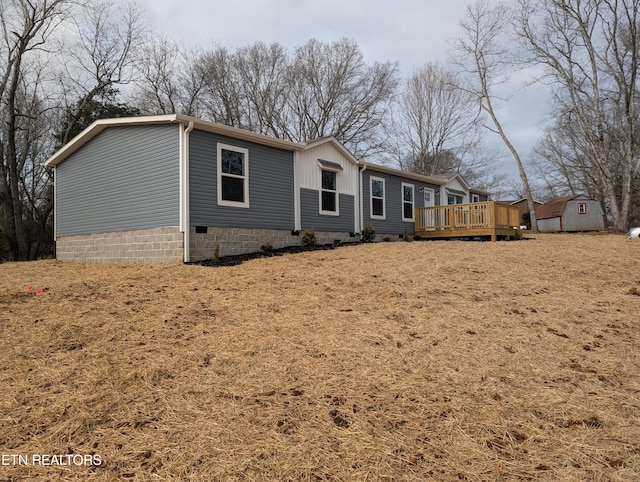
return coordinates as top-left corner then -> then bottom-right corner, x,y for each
0,233 -> 639,482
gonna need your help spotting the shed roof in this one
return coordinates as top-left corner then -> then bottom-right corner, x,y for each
536,195 -> 589,220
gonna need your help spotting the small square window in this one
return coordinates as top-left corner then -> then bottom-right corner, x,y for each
578,202 -> 587,214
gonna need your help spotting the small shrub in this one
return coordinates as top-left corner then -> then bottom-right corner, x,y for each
360,223 -> 376,243
301,227 -> 317,248
403,229 -> 412,242
332,239 -> 342,247
261,243 -> 274,253
383,236 -> 392,242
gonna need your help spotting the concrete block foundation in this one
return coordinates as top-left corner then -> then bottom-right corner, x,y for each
55,227 -> 183,264
189,227 -> 355,261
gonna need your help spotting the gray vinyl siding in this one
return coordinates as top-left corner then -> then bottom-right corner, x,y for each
537,217 -> 562,233
363,170 -> 440,235
562,200 -> 604,231
189,129 -> 295,229
300,188 -> 355,232
55,124 -> 180,237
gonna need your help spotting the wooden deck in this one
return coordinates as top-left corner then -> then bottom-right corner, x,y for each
415,201 -> 520,241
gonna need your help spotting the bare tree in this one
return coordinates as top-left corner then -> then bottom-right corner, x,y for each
516,0 -> 640,231
58,0 -> 147,145
287,38 -> 399,157
452,0 -> 539,230
0,0 -> 72,260
532,113 -> 609,202
133,37 -> 207,117
389,62 -> 489,176
0,0 -> 146,260
198,45 -> 246,128
161,38 -> 399,158
234,42 -> 290,138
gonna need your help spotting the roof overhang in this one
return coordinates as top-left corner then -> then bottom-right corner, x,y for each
44,114 -> 306,168
361,163 -> 468,187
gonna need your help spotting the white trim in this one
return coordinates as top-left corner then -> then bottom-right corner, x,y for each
319,168 -> 339,216
181,121 -> 194,262
52,167 -> 57,239
358,164 -> 367,232
353,172 -> 360,233
294,153 -> 301,231
361,162 -> 446,187
370,176 -> 386,220
401,182 -> 415,222
577,202 -> 587,214
44,113 -> 304,168
217,143 -> 250,208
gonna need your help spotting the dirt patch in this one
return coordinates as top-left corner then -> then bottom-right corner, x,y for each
0,233 -> 639,481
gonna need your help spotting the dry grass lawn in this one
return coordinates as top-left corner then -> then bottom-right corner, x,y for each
0,233 -> 639,481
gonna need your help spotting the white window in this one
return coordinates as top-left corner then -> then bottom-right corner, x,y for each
578,202 -> 587,214
472,194 -> 480,203
320,169 -> 339,215
370,177 -> 386,219
402,183 -> 414,221
217,143 -> 249,208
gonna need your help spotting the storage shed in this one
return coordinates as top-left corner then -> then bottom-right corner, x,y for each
536,194 -> 605,232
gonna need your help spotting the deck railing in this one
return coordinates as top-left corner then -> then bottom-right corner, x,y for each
415,201 -> 520,233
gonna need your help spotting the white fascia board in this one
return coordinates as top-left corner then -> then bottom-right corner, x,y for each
43,114 -> 306,168
43,114 -> 180,167
178,115 -> 304,151
360,162 -> 447,186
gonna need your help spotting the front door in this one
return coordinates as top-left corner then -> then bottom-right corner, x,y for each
422,188 -> 435,230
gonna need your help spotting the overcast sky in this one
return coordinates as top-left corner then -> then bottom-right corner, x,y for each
133,0 -> 553,184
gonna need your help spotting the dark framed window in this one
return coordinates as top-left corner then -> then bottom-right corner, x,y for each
448,194 -> 464,205
402,183 -> 414,221
320,169 -> 337,214
217,143 -> 249,208
371,177 -> 385,219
